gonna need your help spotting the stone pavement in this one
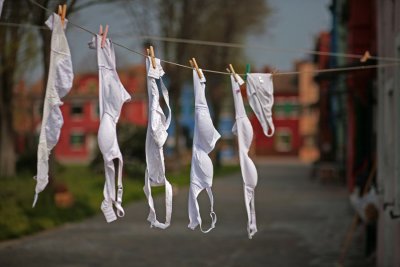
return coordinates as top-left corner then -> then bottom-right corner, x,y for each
0,162 -> 374,267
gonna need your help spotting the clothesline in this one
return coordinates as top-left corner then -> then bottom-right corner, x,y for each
113,33 -> 400,63
3,19 -> 400,64
8,0 -> 400,77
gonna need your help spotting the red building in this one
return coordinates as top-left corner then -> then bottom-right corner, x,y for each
30,65 -> 147,163
250,71 -> 301,156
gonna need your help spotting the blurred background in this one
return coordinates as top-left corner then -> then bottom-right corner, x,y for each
0,0 -> 399,267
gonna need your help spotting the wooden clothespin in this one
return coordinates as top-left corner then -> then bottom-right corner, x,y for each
149,46 -> 156,69
61,4 -> 67,25
229,64 -> 238,83
360,51 -> 371,63
101,25 -> 109,48
57,5 -> 67,26
191,58 -> 203,79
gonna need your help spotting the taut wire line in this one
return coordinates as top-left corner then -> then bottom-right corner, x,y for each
6,0 -> 398,77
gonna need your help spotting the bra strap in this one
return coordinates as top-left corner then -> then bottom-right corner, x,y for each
101,157 -> 125,222
199,187 -> 217,233
244,185 -> 257,239
143,169 -> 173,229
113,157 -> 125,217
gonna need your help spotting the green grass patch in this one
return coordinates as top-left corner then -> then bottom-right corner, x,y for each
0,164 -> 239,241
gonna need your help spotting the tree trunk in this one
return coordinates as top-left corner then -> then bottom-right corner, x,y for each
0,114 -> 16,177
208,8 -> 235,168
161,0 -> 194,167
0,1 -> 20,177
0,55 -> 17,177
0,69 -> 16,177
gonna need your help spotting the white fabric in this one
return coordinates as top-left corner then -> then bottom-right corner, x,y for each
246,73 -> 275,137
143,56 -> 173,229
349,187 -> 380,222
188,69 -> 221,233
89,35 -> 131,223
230,74 -> 258,239
33,13 -> 73,207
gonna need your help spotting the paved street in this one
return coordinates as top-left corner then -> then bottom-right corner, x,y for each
0,162 -> 374,267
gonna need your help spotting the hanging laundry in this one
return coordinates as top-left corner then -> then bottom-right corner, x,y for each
143,56 -> 173,229
88,34 -> 131,223
246,73 -> 275,137
188,69 -> 221,233
230,73 -> 258,239
349,187 -> 380,222
33,13 -> 73,207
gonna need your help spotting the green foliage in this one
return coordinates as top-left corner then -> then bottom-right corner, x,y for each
0,165 -> 143,241
0,163 -> 239,241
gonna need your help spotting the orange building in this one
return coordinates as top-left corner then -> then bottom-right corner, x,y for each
297,61 -> 320,163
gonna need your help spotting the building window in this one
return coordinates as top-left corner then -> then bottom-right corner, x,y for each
274,99 -> 300,119
275,128 -> 292,152
71,103 -> 84,118
273,102 -> 286,118
70,132 -> 85,149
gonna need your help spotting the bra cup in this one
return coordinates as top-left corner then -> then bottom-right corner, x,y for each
196,111 -> 219,153
240,119 -> 254,149
119,80 -> 132,104
242,155 -> 258,188
54,56 -> 73,98
101,71 -> 122,119
150,108 -> 168,148
45,105 -> 64,148
146,139 -> 163,183
246,74 -> 274,137
98,115 -> 116,156
101,70 -> 131,122
192,149 -> 213,189
237,120 -> 258,188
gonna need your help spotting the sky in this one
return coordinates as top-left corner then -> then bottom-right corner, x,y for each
246,0 -> 331,70
28,0 -> 331,82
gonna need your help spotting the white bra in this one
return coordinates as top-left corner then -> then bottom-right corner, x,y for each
246,73 -> 275,137
143,56 -> 173,229
89,35 -> 131,222
33,13 -> 73,207
188,69 -> 221,233
231,74 -> 258,239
